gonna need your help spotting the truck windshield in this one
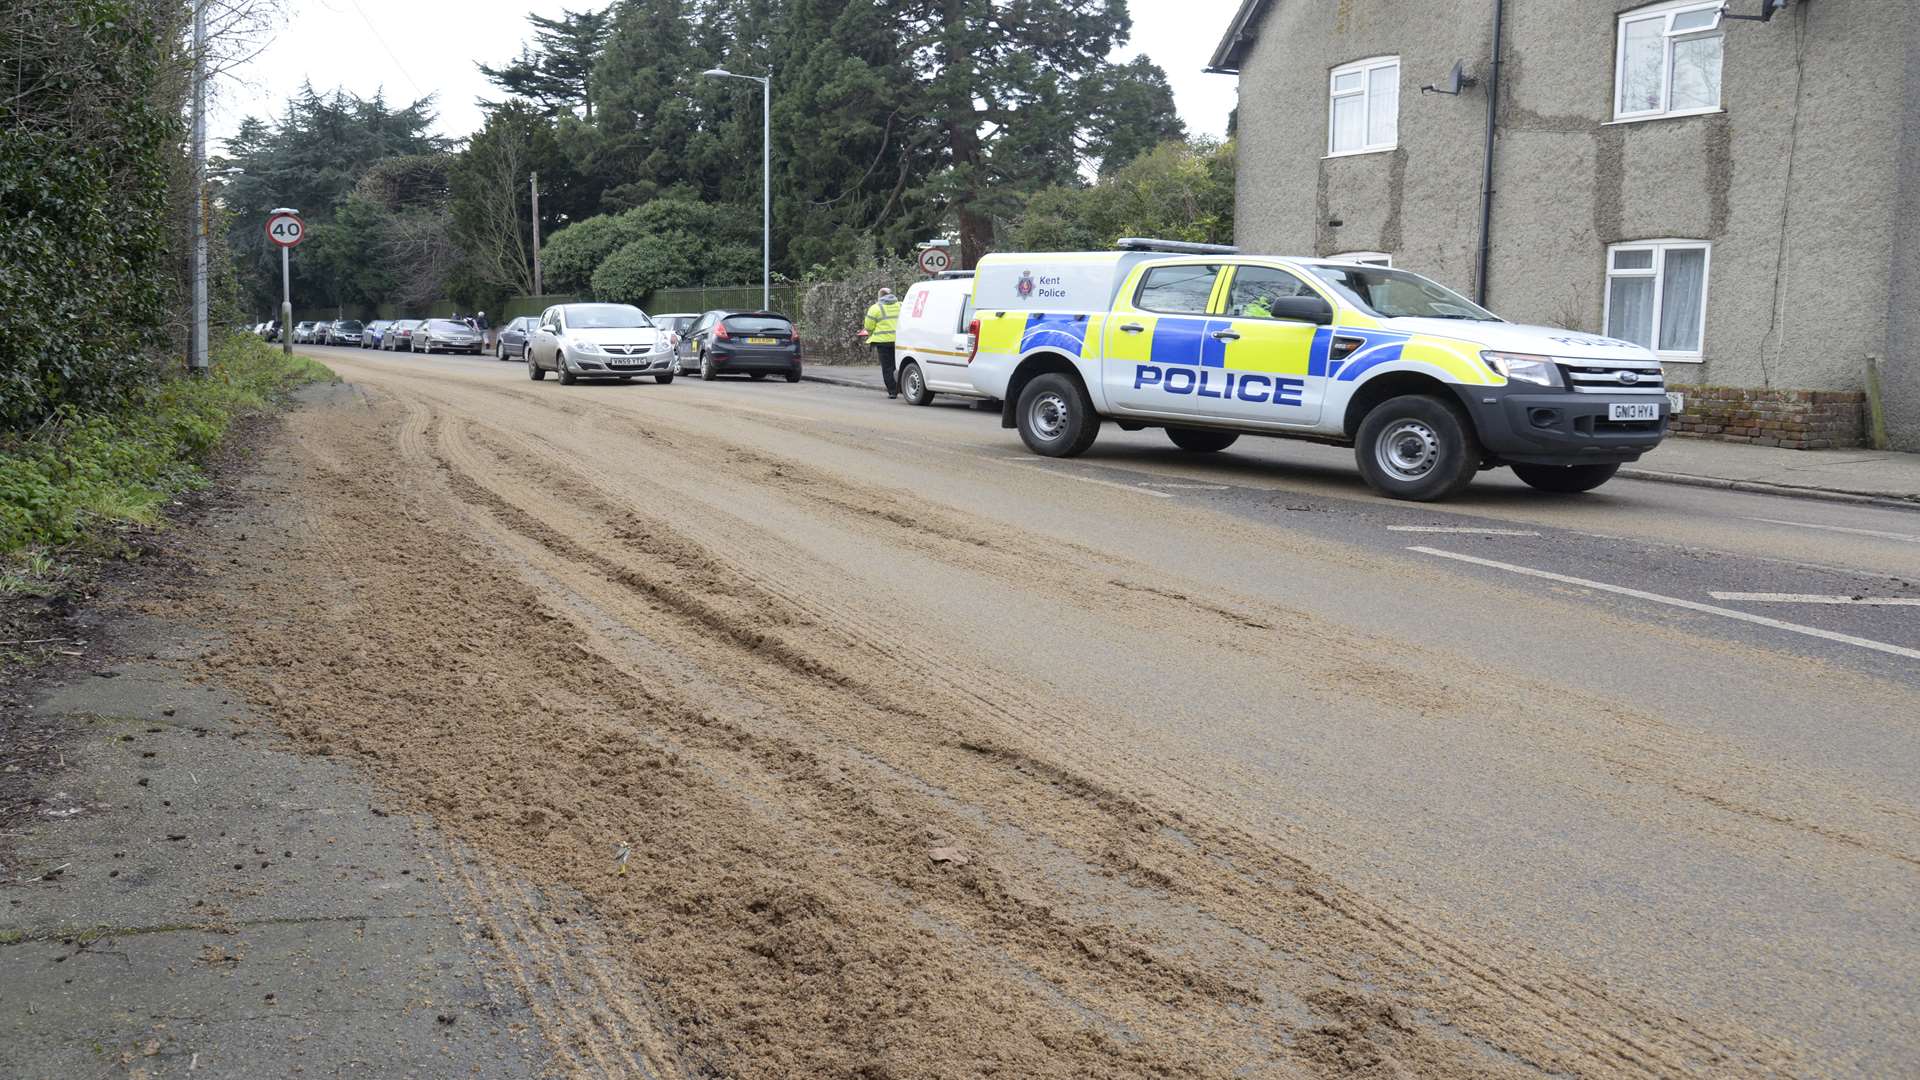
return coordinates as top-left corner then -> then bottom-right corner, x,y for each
1306,265 -> 1500,322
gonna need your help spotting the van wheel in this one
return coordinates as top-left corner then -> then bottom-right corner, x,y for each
1355,394 -> 1481,501
901,362 -> 934,406
1512,462 -> 1620,493
1016,373 -> 1099,458
1167,427 -> 1239,453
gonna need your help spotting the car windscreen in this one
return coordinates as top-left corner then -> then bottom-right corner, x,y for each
426,320 -> 470,331
1304,265 -> 1500,322
723,316 -> 792,334
661,316 -> 694,331
337,321 -> 362,331
565,304 -> 653,329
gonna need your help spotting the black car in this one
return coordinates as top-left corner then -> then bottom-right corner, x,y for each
323,319 -> 364,346
676,310 -> 802,382
493,315 -> 537,361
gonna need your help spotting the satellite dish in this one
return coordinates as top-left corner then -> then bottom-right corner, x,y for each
1421,60 -> 1478,96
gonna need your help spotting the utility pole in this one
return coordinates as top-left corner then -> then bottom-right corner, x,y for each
530,172 -> 543,296
189,0 -> 209,374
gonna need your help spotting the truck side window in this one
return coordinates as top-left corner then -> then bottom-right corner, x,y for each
1226,267 -> 1315,318
1136,265 -> 1222,314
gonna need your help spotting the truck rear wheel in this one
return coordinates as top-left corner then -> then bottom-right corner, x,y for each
1016,373 -> 1099,457
1511,462 -> 1620,493
1354,394 -> 1481,501
1166,427 -> 1239,453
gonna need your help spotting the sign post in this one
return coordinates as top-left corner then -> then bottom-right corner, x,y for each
266,209 -> 305,354
917,245 -> 952,276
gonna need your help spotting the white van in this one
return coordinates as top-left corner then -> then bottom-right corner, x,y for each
894,273 -> 986,406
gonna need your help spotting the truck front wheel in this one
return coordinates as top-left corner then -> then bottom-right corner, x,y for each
1016,373 -> 1100,457
1511,462 -> 1620,493
1354,394 -> 1481,501
1166,427 -> 1239,453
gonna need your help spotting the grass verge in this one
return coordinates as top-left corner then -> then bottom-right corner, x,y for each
0,334 -> 333,580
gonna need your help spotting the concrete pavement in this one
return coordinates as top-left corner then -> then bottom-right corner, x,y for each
802,362 -> 1920,508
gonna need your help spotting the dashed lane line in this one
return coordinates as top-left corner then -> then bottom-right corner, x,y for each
1708,593 -> 1920,606
1387,526 -> 1542,536
1744,517 -> 1920,544
982,457 -> 1176,498
1409,546 -> 1920,662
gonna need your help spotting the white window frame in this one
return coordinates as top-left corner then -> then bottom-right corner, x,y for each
1603,239 -> 1711,361
1612,0 -> 1725,122
1327,56 -> 1399,157
1329,251 -> 1393,267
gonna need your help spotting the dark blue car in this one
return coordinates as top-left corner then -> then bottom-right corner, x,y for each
493,315 -> 537,361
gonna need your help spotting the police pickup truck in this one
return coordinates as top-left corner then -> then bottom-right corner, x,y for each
965,239 -> 1669,501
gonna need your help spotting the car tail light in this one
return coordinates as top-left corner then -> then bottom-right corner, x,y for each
712,322 -> 731,341
966,317 -> 981,363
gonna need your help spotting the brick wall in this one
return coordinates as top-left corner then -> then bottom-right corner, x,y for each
1666,385 -> 1867,449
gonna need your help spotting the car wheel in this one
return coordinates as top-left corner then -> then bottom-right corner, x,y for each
656,372 -> 675,385
671,357 -> 686,377
700,351 -> 716,381
1166,427 -> 1240,453
1354,394 -> 1482,501
785,366 -> 802,383
900,362 -> 934,405
1016,373 -> 1099,457
1511,462 -> 1620,493
528,353 -> 546,381
557,354 -> 577,385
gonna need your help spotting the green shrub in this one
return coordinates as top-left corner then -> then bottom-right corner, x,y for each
0,335 -> 332,554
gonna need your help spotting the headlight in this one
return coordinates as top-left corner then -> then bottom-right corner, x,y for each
1481,351 -> 1561,388
572,340 -> 602,354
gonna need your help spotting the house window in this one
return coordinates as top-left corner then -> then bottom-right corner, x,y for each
1330,251 -> 1392,267
1615,1 -> 1723,121
1328,57 -> 1399,155
1604,241 -> 1710,359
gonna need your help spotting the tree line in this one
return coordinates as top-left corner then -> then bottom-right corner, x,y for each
220,0 -> 1231,319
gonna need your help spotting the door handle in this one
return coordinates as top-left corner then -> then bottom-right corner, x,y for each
1119,323 -> 1146,334
1211,329 -> 1241,341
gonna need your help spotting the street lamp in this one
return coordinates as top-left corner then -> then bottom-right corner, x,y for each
702,66 -> 771,310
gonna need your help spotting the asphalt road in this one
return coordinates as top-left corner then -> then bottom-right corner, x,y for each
275,343 -> 1919,1076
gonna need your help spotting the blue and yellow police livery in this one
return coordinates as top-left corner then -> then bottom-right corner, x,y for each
966,240 -> 1670,501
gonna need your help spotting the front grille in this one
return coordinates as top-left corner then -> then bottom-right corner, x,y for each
1559,360 -> 1667,395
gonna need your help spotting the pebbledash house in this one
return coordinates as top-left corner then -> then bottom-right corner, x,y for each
1207,0 -> 1920,450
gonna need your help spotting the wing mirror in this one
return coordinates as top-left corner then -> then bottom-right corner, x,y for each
1263,296 -> 1334,325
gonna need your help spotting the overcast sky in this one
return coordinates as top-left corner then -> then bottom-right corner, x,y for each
210,0 -> 1243,150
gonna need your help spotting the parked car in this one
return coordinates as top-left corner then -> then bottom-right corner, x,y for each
675,310 -> 802,382
653,312 -> 698,352
893,274 -> 985,406
263,321 -> 281,342
412,318 -> 483,355
361,320 -> 393,349
527,303 -> 674,385
323,319 -> 364,346
291,321 -> 319,344
493,316 -> 537,361
384,320 -> 421,351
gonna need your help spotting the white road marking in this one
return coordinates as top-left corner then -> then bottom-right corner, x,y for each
1744,517 -> 1920,544
1387,526 -> 1542,536
982,457 -> 1176,498
1140,482 -> 1233,490
1709,592 -> 1920,606
1409,546 -> 1920,661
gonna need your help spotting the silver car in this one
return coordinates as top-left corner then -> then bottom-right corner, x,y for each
526,303 -> 675,385
411,319 -> 483,355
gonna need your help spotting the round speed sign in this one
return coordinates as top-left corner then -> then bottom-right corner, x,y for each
917,246 -> 952,275
265,211 -> 306,249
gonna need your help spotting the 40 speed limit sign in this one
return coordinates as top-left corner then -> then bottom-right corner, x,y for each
265,211 -> 306,248
917,246 -> 952,275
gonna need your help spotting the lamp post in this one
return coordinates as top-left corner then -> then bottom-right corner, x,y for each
702,66 -> 771,310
